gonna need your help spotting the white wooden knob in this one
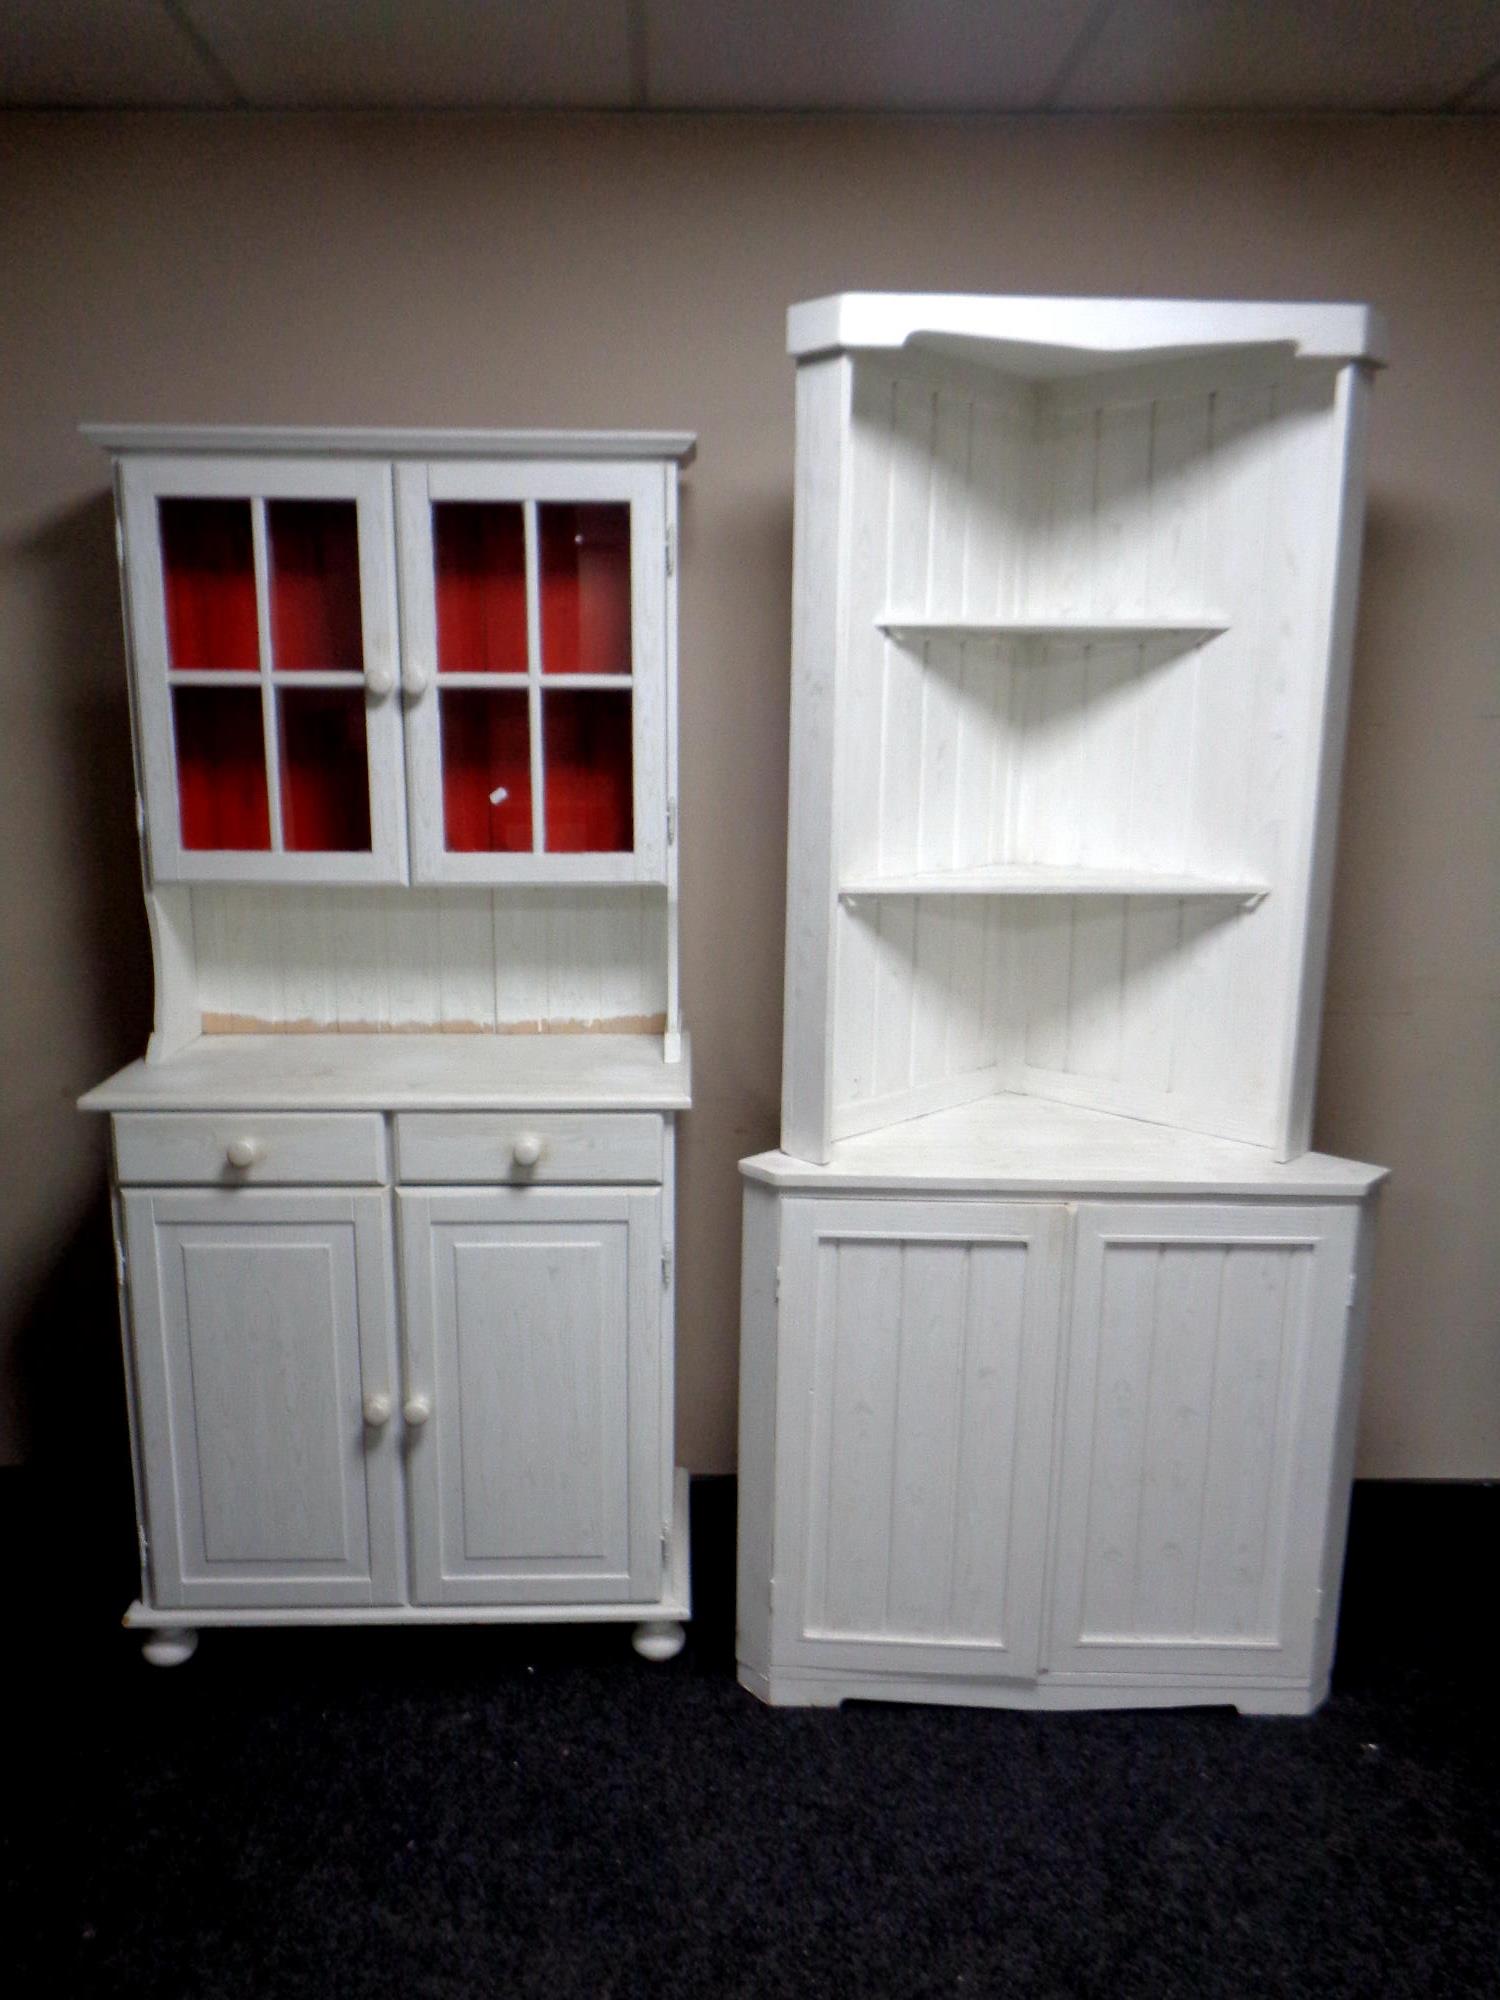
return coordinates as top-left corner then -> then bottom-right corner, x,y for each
511,1132 -> 545,1168
362,1391 -> 393,1426
402,663 -> 430,698
225,1137 -> 263,1170
365,663 -> 397,698
403,1394 -> 432,1427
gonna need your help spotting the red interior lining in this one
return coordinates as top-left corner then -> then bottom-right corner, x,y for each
441,689 -> 533,852
173,686 -> 271,849
540,503 -> 631,675
160,498 -> 258,671
269,500 -> 364,671
435,503 -> 527,673
543,690 -> 633,853
279,689 -> 372,852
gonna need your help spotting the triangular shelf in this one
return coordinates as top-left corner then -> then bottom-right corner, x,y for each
839,864 -> 1268,903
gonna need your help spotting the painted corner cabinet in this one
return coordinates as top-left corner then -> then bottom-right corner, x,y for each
738,295 -> 1388,1715
81,426 -> 695,1666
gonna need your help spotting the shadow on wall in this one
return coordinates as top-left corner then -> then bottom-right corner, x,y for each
1315,484 -> 1499,1155
23,490 -> 155,1063
11,1191 -> 142,1626
3,490 -> 152,1490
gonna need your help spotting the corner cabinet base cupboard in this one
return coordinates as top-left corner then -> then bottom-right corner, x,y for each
737,1111 -> 1383,1715
740,295 -> 1390,1716
80,427 -> 696,1667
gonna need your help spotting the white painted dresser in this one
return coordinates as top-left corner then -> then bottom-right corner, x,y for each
81,426 -> 694,1666
737,295 -> 1388,1714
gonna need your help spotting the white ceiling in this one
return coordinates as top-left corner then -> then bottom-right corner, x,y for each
2,1 -> 1498,112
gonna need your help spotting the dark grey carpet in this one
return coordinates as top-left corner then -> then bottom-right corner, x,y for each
5,1478 -> 1497,1999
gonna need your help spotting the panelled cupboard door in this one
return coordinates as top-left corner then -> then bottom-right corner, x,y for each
773,1198 -> 1066,1678
399,1189 -> 662,1604
118,456 -> 407,885
395,461 -> 668,886
122,1190 -> 401,1609
1048,1202 -> 1359,1682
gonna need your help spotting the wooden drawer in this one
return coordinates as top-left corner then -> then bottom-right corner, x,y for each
394,1112 -> 663,1186
113,1112 -> 387,1186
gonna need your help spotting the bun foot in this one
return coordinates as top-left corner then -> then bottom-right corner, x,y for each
631,1618 -> 685,1662
141,1627 -> 198,1668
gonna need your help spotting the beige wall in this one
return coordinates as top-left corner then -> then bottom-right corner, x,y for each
2,110 -> 1495,1477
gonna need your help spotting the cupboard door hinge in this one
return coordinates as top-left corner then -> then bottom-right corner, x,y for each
666,797 -> 677,847
136,1520 -> 149,1578
774,1264 -> 782,1306
134,794 -> 145,837
114,517 -> 125,570
661,1246 -> 673,1289
114,1236 -> 128,1288
665,523 -> 676,576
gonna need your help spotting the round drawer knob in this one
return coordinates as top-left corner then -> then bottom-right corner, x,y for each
225,1137 -> 263,1170
511,1132 -> 545,1169
362,1391 -> 393,1427
365,664 -> 397,698
403,1394 -> 432,1428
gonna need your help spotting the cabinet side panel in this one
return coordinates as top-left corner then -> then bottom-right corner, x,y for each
782,358 -> 852,1164
1310,1198 -> 1376,1686
1274,367 -> 1374,1158
735,1181 -> 781,1679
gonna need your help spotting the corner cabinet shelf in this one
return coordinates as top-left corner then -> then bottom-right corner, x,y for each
839,866 -> 1268,903
81,426 -> 695,1669
876,615 -> 1229,649
739,292 -> 1389,1719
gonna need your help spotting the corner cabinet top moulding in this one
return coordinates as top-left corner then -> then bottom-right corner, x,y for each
86,426 -> 693,1058
780,294 -> 1385,1165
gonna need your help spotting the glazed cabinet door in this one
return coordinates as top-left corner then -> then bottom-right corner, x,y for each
121,1189 -> 402,1609
118,454 -> 406,885
771,1198 -> 1066,1679
1047,1202 -> 1360,1684
395,460 -> 668,886
399,1188 -> 663,1604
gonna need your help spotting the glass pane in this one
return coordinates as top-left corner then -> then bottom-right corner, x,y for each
172,686 -> 271,850
542,690 -> 633,853
159,498 -> 258,671
434,502 -> 527,673
539,503 -> 631,675
440,689 -> 533,852
269,500 -> 364,672
278,689 -> 372,853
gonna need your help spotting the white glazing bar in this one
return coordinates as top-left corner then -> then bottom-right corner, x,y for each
663,463 -> 681,1049
524,499 -> 546,856
266,671 -> 367,690
423,671 -> 529,690
250,497 -> 285,854
167,668 -> 277,688
430,671 -> 632,692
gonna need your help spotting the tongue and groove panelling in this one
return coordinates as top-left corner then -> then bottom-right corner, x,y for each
190,883 -> 668,1032
827,355 -> 1346,1151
